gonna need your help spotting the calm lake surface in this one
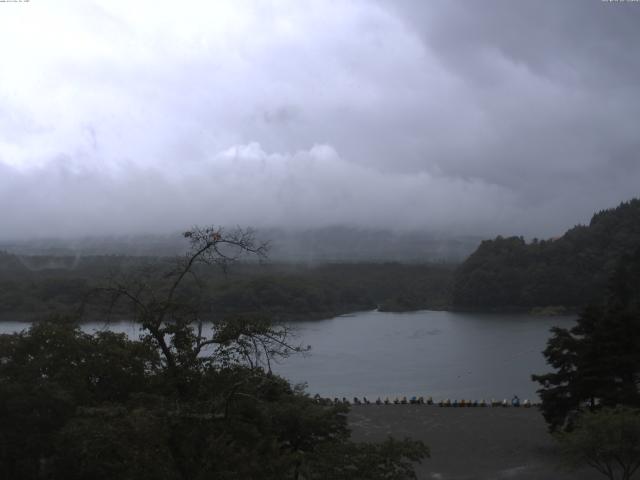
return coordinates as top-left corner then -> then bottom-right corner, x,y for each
273,310 -> 575,401
0,310 -> 575,401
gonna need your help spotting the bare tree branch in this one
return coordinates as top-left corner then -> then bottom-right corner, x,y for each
81,225 -> 303,396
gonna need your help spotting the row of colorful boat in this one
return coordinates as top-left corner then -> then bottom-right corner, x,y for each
313,394 -> 538,407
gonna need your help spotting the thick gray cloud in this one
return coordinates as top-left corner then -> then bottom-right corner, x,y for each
0,0 -> 638,240
0,143 -> 519,238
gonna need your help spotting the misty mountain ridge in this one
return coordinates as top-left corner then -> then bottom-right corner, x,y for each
0,226 -> 482,263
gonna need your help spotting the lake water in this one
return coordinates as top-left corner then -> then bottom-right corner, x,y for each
0,309 -> 575,401
273,310 -> 575,401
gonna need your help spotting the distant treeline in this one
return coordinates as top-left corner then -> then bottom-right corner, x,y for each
0,254 -> 454,320
7,198 -> 638,318
0,226 -> 481,262
452,198 -> 640,310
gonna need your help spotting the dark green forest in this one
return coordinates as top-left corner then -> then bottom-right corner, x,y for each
3,198 -> 640,321
0,254 -> 453,321
533,246 -> 640,431
2,201 -> 640,479
452,199 -> 640,310
529,246 -> 640,478
0,227 -> 429,479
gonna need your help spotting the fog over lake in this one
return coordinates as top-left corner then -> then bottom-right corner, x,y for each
1,310 -> 574,402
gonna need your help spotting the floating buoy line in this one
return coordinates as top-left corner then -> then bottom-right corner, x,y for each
312,394 -> 538,408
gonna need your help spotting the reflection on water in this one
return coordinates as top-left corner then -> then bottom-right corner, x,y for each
0,310 -> 576,401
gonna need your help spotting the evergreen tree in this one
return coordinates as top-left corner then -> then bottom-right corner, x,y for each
532,248 -> 640,431
454,198 -> 640,309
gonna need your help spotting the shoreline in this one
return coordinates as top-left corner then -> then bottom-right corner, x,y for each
0,304 -> 581,324
348,405 -> 600,480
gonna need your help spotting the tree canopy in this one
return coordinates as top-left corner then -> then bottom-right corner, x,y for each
453,198 -> 640,310
532,247 -> 640,431
0,226 -> 428,479
0,251 -> 453,320
556,407 -> 640,480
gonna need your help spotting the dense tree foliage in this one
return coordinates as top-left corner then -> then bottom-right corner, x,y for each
453,199 -> 640,309
0,321 -> 365,479
532,248 -> 640,432
556,407 -> 640,480
0,226 -> 428,479
0,252 -> 454,320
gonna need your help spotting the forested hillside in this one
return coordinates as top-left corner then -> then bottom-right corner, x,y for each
0,253 -> 453,320
452,199 -> 640,310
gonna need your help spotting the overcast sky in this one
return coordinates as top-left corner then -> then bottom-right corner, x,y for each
1,0 -> 639,240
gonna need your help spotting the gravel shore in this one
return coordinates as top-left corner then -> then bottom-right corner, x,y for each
349,405 -> 602,480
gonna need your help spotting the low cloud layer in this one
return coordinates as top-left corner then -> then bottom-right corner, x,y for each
1,1 -> 639,240
0,143 -> 520,238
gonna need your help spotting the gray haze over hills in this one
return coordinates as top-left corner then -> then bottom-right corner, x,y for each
0,228 -> 481,263
1,1 -> 639,240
